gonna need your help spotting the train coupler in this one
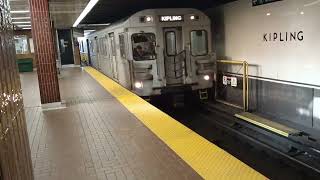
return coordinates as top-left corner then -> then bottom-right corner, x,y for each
173,94 -> 185,108
199,89 -> 209,100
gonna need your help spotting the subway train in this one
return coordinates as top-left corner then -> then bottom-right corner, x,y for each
77,1 -> 320,166
78,1 -> 320,171
79,8 -> 215,98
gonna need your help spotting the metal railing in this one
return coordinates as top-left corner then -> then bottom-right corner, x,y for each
216,60 -> 249,111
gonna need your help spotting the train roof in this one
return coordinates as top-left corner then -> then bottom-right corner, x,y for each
86,8 -> 209,37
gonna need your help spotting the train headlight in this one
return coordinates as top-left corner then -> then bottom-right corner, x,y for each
190,15 -> 199,20
203,75 -> 210,81
134,82 -> 143,89
146,16 -> 153,22
140,16 -> 153,23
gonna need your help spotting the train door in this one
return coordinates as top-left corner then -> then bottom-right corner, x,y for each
100,37 -> 108,75
108,32 -> 119,80
119,33 -> 131,87
92,37 -> 99,69
163,27 -> 185,85
86,39 -> 91,65
95,37 -> 101,70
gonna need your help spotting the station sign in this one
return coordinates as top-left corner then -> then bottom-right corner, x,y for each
263,31 -> 303,42
223,76 -> 237,87
252,0 -> 282,6
159,15 -> 184,22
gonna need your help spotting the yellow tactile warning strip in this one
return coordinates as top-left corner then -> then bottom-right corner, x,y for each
84,67 -> 267,180
235,112 -> 301,137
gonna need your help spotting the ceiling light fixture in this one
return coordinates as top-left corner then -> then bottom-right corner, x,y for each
10,10 -> 30,14
22,28 -> 32,30
13,21 -> 31,24
12,17 -> 31,20
17,24 -> 31,27
79,23 -> 110,27
73,0 -> 99,27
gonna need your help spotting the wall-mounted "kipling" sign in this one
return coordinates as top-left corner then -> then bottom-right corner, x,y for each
263,31 -> 304,42
160,15 -> 184,22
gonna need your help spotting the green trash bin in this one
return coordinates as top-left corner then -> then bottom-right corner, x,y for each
17,58 -> 33,72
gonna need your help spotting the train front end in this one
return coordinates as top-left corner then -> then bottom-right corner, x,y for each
130,9 -> 215,99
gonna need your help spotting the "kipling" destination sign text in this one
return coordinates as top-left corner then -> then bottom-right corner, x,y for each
263,31 -> 303,42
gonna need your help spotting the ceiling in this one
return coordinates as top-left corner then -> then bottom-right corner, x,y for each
49,0 -> 89,28
9,0 -> 235,29
9,0 -> 89,29
9,0 -> 31,30
82,0 -> 235,24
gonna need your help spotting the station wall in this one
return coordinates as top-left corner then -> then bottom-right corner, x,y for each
206,0 -> 320,131
208,0 -> 320,86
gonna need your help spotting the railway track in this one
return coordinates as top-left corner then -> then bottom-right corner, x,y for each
150,97 -> 320,179
199,104 -> 320,176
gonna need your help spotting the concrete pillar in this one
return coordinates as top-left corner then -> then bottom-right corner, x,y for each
29,0 -> 61,104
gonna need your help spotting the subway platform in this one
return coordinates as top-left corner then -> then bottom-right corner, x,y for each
21,67 -> 266,180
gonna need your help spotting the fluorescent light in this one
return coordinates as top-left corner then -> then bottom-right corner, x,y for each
12,17 -> 30,20
79,23 -> 110,27
73,0 -> 99,27
22,28 -> 31,30
13,21 -> 31,24
10,10 -> 30,14
17,25 -> 31,27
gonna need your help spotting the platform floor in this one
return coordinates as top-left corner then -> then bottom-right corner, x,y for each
21,68 -> 201,180
20,67 -> 266,180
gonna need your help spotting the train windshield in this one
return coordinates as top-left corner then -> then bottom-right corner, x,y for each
190,30 -> 208,56
132,33 -> 156,61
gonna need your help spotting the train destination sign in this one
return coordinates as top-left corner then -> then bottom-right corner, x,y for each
160,15 -> 184,22
252,0 -> 282,6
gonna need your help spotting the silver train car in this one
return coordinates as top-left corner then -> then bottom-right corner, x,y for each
81,8 -> 215,98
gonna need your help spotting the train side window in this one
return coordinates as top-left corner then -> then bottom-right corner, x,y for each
165,31 -> 176,56
190,30 -> 208,56
102,37 -> 107,55
81,41 -> 84,52
109,33 -> 116,56
89,41 -> 92,53
131,33 -> 156,61
119,34 -> 126,58
102,40 -> 104,54
98,38 -> 102,54
106,37 -> 109,56
95,37 -> 99,53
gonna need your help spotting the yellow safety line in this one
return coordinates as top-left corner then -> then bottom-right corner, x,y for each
235,114 -> 289,137
84,67 -> 267,180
